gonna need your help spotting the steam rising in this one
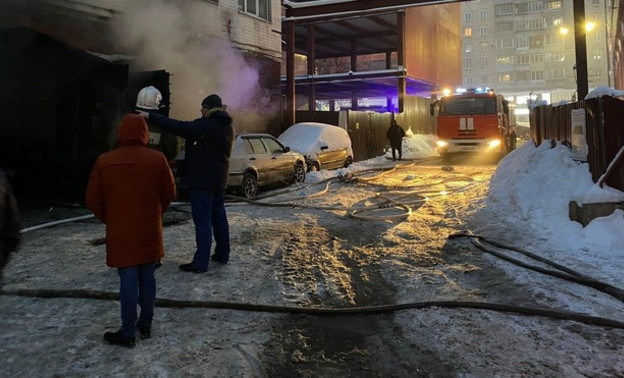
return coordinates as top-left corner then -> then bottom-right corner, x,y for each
112,0 -> 262,119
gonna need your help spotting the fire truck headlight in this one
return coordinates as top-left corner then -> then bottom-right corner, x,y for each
488,139 -> 501,148
436,140 -> 448,148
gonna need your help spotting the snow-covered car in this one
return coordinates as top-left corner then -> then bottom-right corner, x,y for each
173,133 -> 306,199
277,122 -> 354,172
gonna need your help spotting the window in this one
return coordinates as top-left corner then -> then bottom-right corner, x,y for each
262,137 -> 284,153
481,42 -> 488,51
495,4 -> 514,16
497,56 -> 512,65
498,73 -> 511,83
465,59 -> 472,70
464,43 -> 473,53
480,10 -> 487,20
531,70 -> 545,81
464,27 -> 473,37
239,0 -> 270,20
530,36 -> 544,48
496,38 -> 514,49
528,1 -> 544,12
545,52 -> 565,62
546,68 -> 565,79
544,1 -> 562,10
464,11 -> 472,22
480,26 -> 487,35
516,36 -> 529,49
247,137 -> 267,154
465,77 -> 473,86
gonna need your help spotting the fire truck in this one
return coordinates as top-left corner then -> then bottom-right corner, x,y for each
430,87 -> 515,162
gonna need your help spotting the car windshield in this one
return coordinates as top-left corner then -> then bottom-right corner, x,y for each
440,97 -> 497,115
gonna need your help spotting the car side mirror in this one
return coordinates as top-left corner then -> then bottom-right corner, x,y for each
320,144 -> 329,151
283,146 -> 291,152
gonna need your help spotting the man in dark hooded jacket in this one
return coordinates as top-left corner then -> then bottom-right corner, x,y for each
86,114 -> 176,347
139,94 -> 234,273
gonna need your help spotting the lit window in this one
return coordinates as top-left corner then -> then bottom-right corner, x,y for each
465,27 -> 473,37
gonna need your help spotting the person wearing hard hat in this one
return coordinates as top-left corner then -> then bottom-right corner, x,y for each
137,94 -> 234,273
135,86 -> 179,162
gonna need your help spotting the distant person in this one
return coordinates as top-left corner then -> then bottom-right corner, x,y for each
86,114 -> 176,348
386,119 -> 406,161
138,94 -> 234,273
506,127 -> 517,153
0,169 -> 21,285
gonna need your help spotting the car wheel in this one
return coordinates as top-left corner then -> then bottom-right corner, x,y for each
294,163 -> 306,183
308,162 -> 320,172
239,172 -> 258,199
344,156 -> 353,167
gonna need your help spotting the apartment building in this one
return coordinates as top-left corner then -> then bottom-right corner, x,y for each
461,0 -> 610,126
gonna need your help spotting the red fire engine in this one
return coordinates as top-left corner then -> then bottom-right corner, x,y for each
430,87 -> 515,162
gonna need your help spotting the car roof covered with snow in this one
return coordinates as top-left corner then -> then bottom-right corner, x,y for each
278,122 -> 352,156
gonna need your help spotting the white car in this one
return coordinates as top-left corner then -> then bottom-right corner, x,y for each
278,122 -> 354,172
174,133 -> 306,199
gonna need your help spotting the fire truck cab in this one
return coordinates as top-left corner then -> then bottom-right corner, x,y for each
430,87 -> 515,162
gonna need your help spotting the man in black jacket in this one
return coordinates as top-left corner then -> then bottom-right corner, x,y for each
387,119 -> 406,161
0,169 -> 21,284
139,94 -> 234,273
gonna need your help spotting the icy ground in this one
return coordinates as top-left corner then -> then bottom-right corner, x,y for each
1,145 -> 624,377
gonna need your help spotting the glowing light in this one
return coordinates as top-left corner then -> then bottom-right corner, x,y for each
442,88 -> 452,96
585,21 -> 596,32
436,140 -> 448,148
488,139 -> 501,148
439,190 -> 448,196
560,27 -> 569,35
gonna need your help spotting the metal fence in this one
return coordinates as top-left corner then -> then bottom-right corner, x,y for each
530,96 -> 624,192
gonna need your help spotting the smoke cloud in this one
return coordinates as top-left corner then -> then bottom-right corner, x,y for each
112,0 -> 263,120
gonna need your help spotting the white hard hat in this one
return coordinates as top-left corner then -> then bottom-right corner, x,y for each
136,86 -> 162,110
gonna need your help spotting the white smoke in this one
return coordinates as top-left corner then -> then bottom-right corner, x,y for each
111,0 -> 262,120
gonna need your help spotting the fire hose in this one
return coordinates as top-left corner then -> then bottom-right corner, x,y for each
12,165 -> 623,329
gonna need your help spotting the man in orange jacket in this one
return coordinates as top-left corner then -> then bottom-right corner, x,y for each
86,114 -> 176,348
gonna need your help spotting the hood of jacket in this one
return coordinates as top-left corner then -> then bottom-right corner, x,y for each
205,107 -> 232,123
115,114 -> 149,147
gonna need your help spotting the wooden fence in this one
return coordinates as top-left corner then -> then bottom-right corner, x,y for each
530,96 -> 624,192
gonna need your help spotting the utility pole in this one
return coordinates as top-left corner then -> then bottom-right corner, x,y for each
573,0 -> 589,100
